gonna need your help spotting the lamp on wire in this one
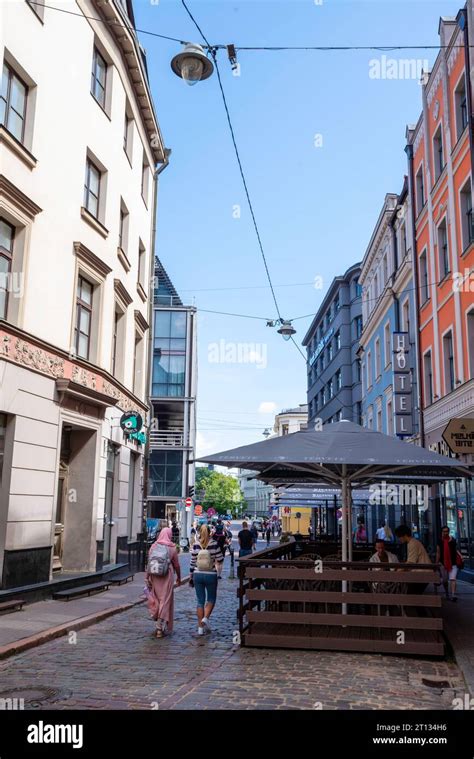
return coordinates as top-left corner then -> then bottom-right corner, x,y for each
171,42 -> 214,85
267,318 -> 297,341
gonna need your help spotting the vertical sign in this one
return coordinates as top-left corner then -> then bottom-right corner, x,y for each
392,332 -> 413,436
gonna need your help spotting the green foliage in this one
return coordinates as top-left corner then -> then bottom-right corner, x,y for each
195,468 -> 244,515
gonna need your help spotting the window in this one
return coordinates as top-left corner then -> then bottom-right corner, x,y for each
361,362 -> 365,393
335,369 -> 342,391
460,179 -> 474,251
384,322 -> 391,368
118,200 -> 129,254
424,351 -> 433,405
367,349 -> 372,389
443,331 -> 455,394
133,332 -> 144,395
467,310 -> 474,379
355,280 -> 363,298
149,450 -> 183,497
399,222 -> 407,259
335,330 -> 341,351
437,218 -> 450,279
75,276 -> 93,359
387,399 -> 393,435
334,294 -> 340,313
367,407 -> 373,430
327,342 -> 333,363
327,378 -> 333,399
281,423 -> 289,435
420,250 -> 429,304
382,255 -> 388,286
355,401 -> 362,425
111,304 -> 126,380
91,47 -> 107,109
0,219 -> 14,319
455,76 -> 468,141
356,358 -> 361,383
141,154 -> 150,205
1,63 -> 28,143
433,125 -> 444,182
138,240 -> 146,289
321,387 -> 326,406
375,337 -> 381,379
376,407 -> 382,432
355,315 -> 362,339
84,158 -> 101,219
152,311 -> 187,396
123,108 -> 133,163
416,166 -> 425,214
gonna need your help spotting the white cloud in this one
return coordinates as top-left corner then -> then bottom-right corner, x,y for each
258,401 -> 277,414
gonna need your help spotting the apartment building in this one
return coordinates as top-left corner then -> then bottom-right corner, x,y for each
0,0 -> 166,588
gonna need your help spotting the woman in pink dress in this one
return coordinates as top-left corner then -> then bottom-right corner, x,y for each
145,527 -> 181,638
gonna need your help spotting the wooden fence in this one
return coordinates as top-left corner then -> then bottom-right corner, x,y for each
237,541 -> 443,656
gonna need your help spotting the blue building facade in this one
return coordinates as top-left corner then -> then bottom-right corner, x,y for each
359,182 -> 420,442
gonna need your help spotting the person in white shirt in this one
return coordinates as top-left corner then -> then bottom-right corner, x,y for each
369,539 -> 401,597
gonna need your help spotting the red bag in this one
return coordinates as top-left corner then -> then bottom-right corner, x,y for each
456,551 -> 464,570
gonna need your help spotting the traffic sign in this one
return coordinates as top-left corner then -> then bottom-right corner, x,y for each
442,418 -> 474,454
194,504 -> 203,516
207,507 -> 216,517
185,497 -> 193,508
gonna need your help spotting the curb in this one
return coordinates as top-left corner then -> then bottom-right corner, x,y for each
0,575 -> 192,661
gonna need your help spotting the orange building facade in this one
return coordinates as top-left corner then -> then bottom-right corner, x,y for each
406,11 -> 474,557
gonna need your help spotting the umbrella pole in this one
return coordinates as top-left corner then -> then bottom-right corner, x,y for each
341,468 -> 348,615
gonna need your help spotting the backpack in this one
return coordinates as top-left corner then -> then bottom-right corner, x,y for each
214,523 -> 224,537
196,546 -> 213,571
148,543 -> 171,576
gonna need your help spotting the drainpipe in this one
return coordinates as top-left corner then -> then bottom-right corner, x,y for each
405,142 -> 425,448
143,148 -> 171,555
390,211 -> 401,333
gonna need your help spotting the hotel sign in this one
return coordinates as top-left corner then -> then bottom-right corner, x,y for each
309,328 -> 334,367
392,332 -> 413,437
442,419 -> 474,454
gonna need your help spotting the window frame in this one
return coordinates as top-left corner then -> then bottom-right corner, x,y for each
1,62 -> 28,144
75,275 -> 94,360
91,46 -> 107,110
84,158 -> 101,220
0,218 -> 15,320
433,124 -> 444,183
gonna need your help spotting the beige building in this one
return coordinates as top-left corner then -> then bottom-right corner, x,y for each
0,0 -> 166,589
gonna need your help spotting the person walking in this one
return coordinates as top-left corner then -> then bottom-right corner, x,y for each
265,524 -> 271,547
238,521 -> 254,558
145,527 -> 181,638
171,521 -> 179,546
213,518 -> 227,580
353,522 -> 368,544
394,524 -> 431,595
376,521 -> 394,543
250,522 -> 259,552
189,525 -> 224,636
436,525 -> 459,602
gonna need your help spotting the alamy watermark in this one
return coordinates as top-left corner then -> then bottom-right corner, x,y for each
208,340 -> 267,369
369,56 -> 429,82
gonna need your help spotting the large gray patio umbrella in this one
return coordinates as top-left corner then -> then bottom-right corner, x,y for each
197,420 -> 471,564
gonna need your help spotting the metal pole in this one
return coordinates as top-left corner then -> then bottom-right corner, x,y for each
341,466 -> 348,615
228,545 -> 235,579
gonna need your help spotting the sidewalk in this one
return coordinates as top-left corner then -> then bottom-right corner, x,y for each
0,554 -> 192,659
440,579 -> 474,697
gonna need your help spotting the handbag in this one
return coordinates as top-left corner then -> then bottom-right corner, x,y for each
456,551 -> 464,570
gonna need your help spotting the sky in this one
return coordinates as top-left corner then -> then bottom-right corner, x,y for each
133,0 -> 462,457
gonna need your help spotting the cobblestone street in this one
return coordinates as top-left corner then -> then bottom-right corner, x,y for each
0,572 -> 468,711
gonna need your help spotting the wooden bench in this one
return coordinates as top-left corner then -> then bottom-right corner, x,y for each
52,581 -> 109,601
0,599 -> 25,614
109,572 -> 134,586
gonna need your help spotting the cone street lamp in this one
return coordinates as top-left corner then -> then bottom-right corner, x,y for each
277,320 -> 296,341
171,43 -> 214,86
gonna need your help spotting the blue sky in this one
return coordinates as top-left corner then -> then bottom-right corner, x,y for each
134,0 -> 462,456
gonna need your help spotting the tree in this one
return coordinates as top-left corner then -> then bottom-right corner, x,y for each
195,468 -> 243,516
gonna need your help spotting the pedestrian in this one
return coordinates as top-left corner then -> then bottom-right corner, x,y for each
145,527 -> 181,638
376,521 -> 394,543
353,522 -> 367,544
238,520 -> 254,558
189,525 -> 224,636
213,518 -> 227,579
394,524 -> 431,594
436,525 -> 460,601
250,522 -> 259,551
190,525 -> 197,548
265,524 -> 271,546
171,521 -> 179,546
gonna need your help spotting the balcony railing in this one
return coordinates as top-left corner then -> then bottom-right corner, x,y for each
149,430 -> 186,448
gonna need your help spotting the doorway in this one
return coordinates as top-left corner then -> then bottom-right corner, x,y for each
53,462 -> 68,570
103,442 -> 119,565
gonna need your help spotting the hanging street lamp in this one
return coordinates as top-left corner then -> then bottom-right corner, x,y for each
171,43 -> 214,86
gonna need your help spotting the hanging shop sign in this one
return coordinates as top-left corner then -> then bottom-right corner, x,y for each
442,418 -> 474,455
119,411 -> 146,445
392,332 -> 413,437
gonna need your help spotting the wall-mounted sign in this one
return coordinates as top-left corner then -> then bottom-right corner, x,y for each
120,412 -> 143,435
392,332 -> 413,437
442,418 -> 474,455
309,328 -> 334,367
